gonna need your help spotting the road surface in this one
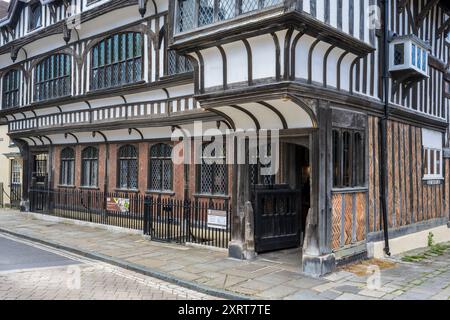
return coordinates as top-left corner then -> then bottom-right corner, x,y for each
0,233 -> 214,300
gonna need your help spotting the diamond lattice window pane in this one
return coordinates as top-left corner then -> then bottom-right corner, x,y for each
218,0 -> 236,21
150,160 -> 162,190
199,0 -> 214,26
129,159 -> 138,189
213,163 -> 227,195
241,0 -> 259,13
177,0 -> 196,32
163,160 -> 173,191
263,0 -> 283,8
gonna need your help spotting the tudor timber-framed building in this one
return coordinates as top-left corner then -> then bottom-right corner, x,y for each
0,0 -> 449,276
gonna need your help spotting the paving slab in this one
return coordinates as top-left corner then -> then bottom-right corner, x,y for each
1,209 -> 449,300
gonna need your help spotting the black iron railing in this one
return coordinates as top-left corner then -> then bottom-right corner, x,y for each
29,189 -> 232,249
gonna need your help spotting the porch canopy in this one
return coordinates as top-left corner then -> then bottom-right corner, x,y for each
203,97 -> 317,132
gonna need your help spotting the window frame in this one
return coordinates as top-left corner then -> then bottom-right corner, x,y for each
117,145 -> 139,190
90,32 -> 144,91
197,141 -> 228,196
81,147 -> 99,187
148,143 -> 173,192
34,54 -> 72,102
332,128 -> 366,189
60,147 -> 75,186
2,69 -> 20,109
10,159 -> 22,185
423,147 -> 443,180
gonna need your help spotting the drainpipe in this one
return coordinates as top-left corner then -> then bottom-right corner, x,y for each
380,0 -> 391,256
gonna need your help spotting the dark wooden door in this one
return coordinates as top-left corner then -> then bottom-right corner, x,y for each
254,187 -> 301,253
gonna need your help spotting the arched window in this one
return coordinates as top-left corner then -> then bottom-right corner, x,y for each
149,143 -> 173,191
34,54 -> 71,102
28,3 -> 42,31
198,142 -> 227,195
2,69 -> 20,109
60,147 -> 75,186
81,147 -> 99,187
90,32 -> 143,91
118,145 -> 138,190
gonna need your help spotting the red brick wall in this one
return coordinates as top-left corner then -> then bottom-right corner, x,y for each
49,141 -> 233,202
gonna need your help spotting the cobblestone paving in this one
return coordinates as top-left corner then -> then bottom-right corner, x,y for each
0,234 -> 214,300
0,210 -> 449,300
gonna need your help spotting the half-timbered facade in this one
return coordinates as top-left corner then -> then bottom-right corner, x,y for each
0,0 -> 449,276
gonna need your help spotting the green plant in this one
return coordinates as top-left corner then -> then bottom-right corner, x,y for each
427,232 -> 435,247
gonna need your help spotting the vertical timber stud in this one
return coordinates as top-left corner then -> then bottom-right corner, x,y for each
228,133 -> 249,259
302,104 -> 335,276
12,139 -> 31,212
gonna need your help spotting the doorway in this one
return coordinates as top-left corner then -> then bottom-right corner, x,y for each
252,141 -> 310,253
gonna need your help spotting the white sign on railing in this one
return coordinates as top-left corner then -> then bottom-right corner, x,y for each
207,209 -> 227,230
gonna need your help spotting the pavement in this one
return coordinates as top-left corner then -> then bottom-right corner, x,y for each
0,209 -> 449,300
0,232 -> 214,300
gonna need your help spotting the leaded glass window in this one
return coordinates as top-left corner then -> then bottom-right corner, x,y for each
60,147 -> 75,186
90,32 -> 143,91
167,50 -> 193,75
176,0 -> 283,32
118,145 -> 138,190
149,143 -> 173,191
34,54 -> 71,102
199,142 -> 227,195
81,147 -> 99,187
2,69 -> 20,109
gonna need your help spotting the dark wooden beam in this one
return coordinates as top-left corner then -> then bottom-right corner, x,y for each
415,0 -> 440,30
435,17 -> 450,39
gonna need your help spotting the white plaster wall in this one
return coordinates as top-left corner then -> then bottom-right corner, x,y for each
222,41 -> 248,85
326,47 -> 345,88
247,34 -> 276,80
311,42 -> 331,84
368,225 -> 450,259
340,53 -> 357,91
202,47 -> 224,89
295,35 -> 316,80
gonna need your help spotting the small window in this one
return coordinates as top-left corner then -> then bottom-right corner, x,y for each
423,148 -> 442,179
412,44 -> 416,66
118,145 -> 138,190
149,143 -> 173,191
332,129 -> 365,188
60,147 -> 75,186
28,3 -> 42,31
422,129 -> 443,179
198,142 -> 227,195
11,159 -> 22,185
81,147 -> 99,187
2,69 -> 20,109
167,50 -> 193,76
394,43 -> 404,65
